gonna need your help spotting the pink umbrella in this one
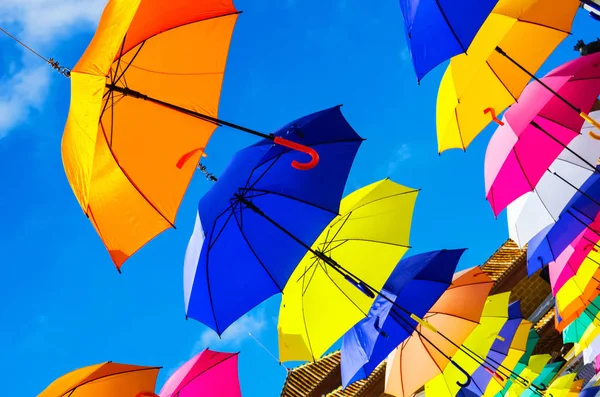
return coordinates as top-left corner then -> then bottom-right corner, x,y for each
159,349 -> 242,397
485,52 -> 600,217
550,229 -> 597,295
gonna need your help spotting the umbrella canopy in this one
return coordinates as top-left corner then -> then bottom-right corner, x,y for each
62,0 -> 240,269
485,54 -> 600,216
424,292 -> 511,397
496,354 -> 551,396
384,267 -> 495,397
580,386 -> 600,397
527,168 -> 600,273
37,362 -> 161,397
184,106 -> 363,335
457,302 -> 532,397
544,374 -> 578,397
583,337 -> 600,366
519,361 -> 565,397
503,112 -> 600,246
159,349 -> 240,397
504,355 -> 556,396
550,231 -> 599,296
277,179 -> 419,363
340,249 -> 465,387
436,0 -> 579,153
398,0 -> 498,81
563,298 -> 600,344
554,247 -> 600,322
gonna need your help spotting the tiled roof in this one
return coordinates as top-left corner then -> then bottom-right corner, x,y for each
280,351 -> 341,397
480,239 -> 526,282
327,360 -> 386,396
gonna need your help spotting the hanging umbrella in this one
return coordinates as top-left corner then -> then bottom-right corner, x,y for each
384,267 -> 495,397
54,0 -> 319,270
496,354 -> 551,396
550,231 -> 599,296
484,54 -> 600,217
502,111 -> 600,247
456,302 -> 532,397
398,0 -> 498,82
340,249 -> 466,387
37,362 -> 161,397
543,374 -> 578,397
580,386 -> 600,397
424,292 -> 511,397
483,327 -> 540,397
583,337 -> 600,367
277,179 -> 419,363
527,168 -> 600,272
519,361 -> 565,397
183,106 -> 363,335
554,247 -> 600,322
159,349 -> 241,397
436,0 -> 580,153
563,297 -> 600,345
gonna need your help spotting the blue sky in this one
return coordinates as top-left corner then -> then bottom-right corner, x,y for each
0,1 -> 598,396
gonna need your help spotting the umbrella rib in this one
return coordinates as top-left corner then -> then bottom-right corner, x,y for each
243,155 -> 281,192
97,121 -> 175,228
300,259 -> 318,362
300,258 -> 321,295
332,189 -> 420,217
326,238 -> 411,249
517,19 -> 572,37
485,60 -> 518,104
532,185 -> 559,223
321,213 -> 352,253
59,366 -> 162,397
512,148 -> 535,191
243,187 -> 339,216
169,353 -> 239,395
207,201 -> 238,251
321,268 -> 370,318
434,0 -> 467,53
231,208 -> 284,293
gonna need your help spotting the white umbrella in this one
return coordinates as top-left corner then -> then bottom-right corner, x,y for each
507,110 -> 600,248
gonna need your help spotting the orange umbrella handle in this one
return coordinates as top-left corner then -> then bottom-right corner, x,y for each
484,108 -> 505,126
273,137 -> 320,170
136,393 -> 159,397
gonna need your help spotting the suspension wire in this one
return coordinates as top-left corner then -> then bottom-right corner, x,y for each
0,25 -> 71,77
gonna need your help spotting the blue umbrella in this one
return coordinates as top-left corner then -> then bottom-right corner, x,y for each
399,0 -> 498,82
458,302 -> 530,397
340,249 -> 466,387
580,386 -> 600,397
184,106 -> 364,335
527,167 -> 600,275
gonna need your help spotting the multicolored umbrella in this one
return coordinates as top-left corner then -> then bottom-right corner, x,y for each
519,361 -> 564,397
277,179 -> 419,363
563,297 -> 600,348
340,249 -> 465,386
183,106 -> 363,335
159,349 -> 241,397
60,0 -> 319,270
384,267 -> 495,397
550,231 -> 599,296
456,302 -> 532,397
502,111 -> 600,249
485,53 -> 600,217
424,292 -> 511,397
527,168 -> 600,273
37,362 -> 161,397
436,0 -> 579,153
398,0 -> 498,81
495,354 -> 551,396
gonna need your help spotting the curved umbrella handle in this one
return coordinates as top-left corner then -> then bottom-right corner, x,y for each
136,393 -> 159,397
373,316 -> 389,338
484,108 -> 505,126
273,137 -> 320,170
451,360 -> 471,388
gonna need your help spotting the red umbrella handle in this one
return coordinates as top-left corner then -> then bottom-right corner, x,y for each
484,108 -> 505,126
273,137 -> 320,170
136,393 -> 159,397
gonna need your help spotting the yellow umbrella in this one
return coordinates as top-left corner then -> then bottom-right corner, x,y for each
37,362 -> 161,397
483,318 -> 533,396
504,354 -> 552,396
277,179 -> 418,362
436,0 -> 580,153
424,292 -> 511,397
544,373 -> 578,397
555,251 -> 600,323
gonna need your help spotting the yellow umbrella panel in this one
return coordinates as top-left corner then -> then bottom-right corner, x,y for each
277,179 -> 418,362
436,0 -> 579,153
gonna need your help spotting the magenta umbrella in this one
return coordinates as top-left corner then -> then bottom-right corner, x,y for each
485,52 -> 600,217
159,349 -> 242,397
549,229 -> 598,295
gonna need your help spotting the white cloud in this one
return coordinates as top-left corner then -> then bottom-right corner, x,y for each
0,0 -> 105,137
387,144 -> 412,175
193,308 -> 268,352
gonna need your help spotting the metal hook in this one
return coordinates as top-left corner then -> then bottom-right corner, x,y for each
273,136 -> 320,170
451,360 -> 472,387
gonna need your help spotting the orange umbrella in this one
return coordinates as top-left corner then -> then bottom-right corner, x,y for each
384,267 -> 495,397
59,0 -> 318,270
37,362 -> 161,397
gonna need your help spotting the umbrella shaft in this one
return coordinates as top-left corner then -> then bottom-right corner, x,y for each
106,84 -> 273,140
